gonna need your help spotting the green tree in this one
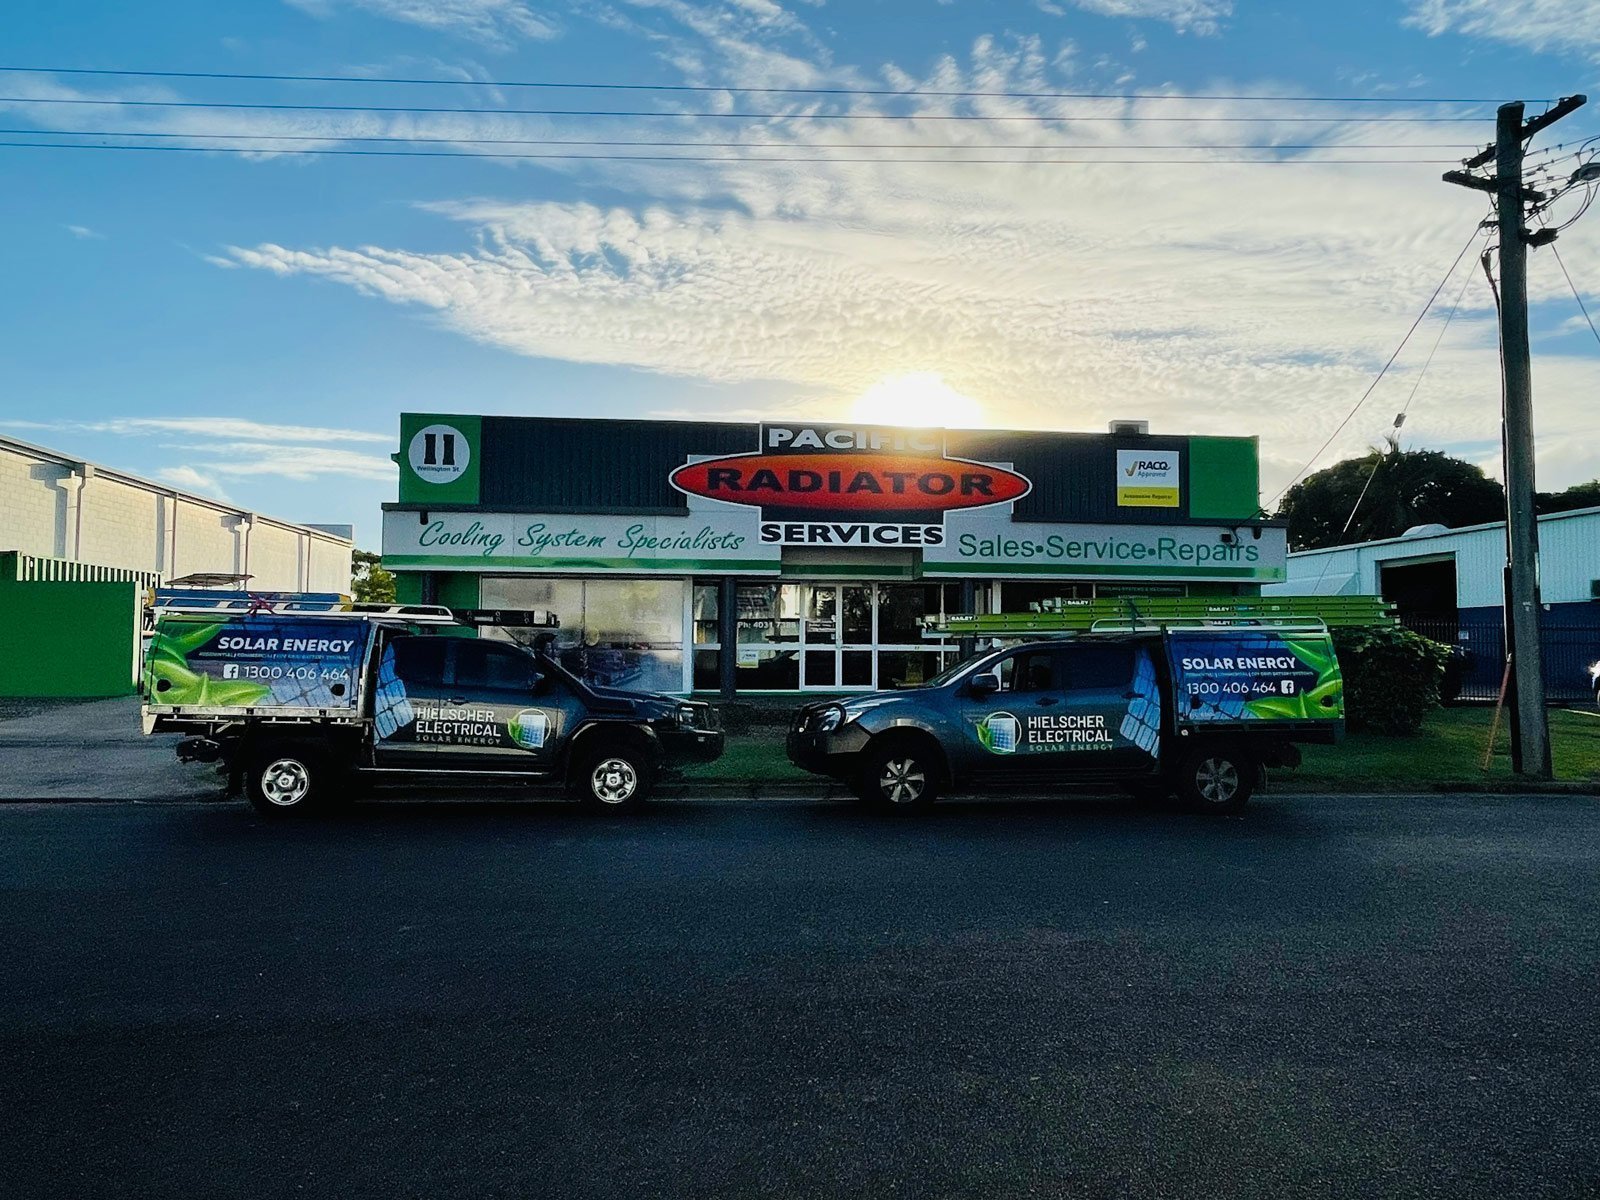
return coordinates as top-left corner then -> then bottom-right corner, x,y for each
350,548 -> 396,604
1276,441 -> 1506,551
1537,478 -> 1600,514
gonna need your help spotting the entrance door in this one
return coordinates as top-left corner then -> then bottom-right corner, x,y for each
798,583 -> 877,691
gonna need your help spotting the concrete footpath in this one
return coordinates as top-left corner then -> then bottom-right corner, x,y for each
0,697 -> 221,802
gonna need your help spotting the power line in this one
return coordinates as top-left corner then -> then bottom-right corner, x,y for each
1267,222 -> 1489,509
0,127 -> 1483,150
0,141 -> 1464,164
0,96 -> 1495,123
1548,242 -> 1600,349
0,65 -> 1534,105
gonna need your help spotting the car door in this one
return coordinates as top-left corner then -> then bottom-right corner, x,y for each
956,647 -> 1069,781
372,635 -> 449,767
435,638 -> 573,772
1055,642 -> 1161,776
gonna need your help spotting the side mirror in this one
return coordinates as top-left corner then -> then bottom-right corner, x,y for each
969,673 -> 1000,697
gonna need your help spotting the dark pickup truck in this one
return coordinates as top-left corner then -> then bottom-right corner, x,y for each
142,606 -> 722,816
789,624 -> 1343,814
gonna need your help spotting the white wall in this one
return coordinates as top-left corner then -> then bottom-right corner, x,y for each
0,436 -> 353,593
1265,507 -> 1600,608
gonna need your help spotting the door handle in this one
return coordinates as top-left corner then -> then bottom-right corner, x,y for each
1036,696 -> 1059,707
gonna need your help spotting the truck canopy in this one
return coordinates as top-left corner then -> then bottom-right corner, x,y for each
1166,627 -> 1344,728
144,614 -> 372,716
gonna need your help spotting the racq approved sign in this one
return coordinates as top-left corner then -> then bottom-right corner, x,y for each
668,423 -> 1031,546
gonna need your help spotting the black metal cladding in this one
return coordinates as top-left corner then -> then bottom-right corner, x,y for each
476,417 -> 1200,524
479,417 -> 753,512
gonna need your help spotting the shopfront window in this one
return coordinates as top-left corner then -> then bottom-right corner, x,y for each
481,576 -> 686,693
733,583 -> 802,690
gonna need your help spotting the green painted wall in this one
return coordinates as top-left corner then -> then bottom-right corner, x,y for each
0,576 -> 140,697
1188,437 -> 1262,519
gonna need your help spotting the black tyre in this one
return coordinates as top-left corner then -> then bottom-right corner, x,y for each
245,745 -> 325,818
1174,746 -> 1256,815
859,739 -> 942,813
573,742 -> 655,811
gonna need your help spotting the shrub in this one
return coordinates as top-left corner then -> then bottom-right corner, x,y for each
1331,625 -> 1454,735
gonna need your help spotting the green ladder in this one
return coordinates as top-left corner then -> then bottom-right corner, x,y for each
930,595 -> 1395,636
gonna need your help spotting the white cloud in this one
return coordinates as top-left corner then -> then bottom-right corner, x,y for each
64,224 -> 104,240
1404,0 -> 1600,58
157,465 -> 232,501
196,443 -> 399,482
1056,0 -> 1231,35
284,0 -> 558,46
6,417 -> 391,444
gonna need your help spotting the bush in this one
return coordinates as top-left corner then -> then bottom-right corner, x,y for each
1331,625 -> 1454,735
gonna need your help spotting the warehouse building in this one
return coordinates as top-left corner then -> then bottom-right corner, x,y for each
0,434 -> 353,697
1264,507 -> 1600,701
382,414 -> 1282,696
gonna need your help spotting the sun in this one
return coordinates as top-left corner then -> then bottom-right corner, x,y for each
850,372 -> 984,429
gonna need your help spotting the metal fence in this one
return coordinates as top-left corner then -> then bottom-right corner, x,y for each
1401,616 -> 1598,704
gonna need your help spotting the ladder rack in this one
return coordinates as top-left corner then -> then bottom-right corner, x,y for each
928,596 -> 1392,637
146,590 -> 559,628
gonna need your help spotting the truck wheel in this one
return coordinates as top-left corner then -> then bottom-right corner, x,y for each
246,746 -> 324,818
574,744 -> 654,811
1175,747 -> 1256,815
860,740 -> 941,813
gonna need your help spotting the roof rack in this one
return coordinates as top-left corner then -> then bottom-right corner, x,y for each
928,596 -> 1392,636
148,590 -> 559,628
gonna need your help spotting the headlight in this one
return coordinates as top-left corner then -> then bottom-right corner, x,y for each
814,705 -> 845,733
677,704 -> 699,727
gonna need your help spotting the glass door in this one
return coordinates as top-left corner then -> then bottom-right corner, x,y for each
800,584 -> 838,689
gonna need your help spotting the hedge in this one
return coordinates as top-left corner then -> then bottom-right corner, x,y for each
1332,625 -> 1454,735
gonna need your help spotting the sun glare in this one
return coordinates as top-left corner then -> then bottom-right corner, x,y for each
851,372 -> 984,429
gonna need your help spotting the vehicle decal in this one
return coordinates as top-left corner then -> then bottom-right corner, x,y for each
1170,632 -> 1344,722
508,709 -> 550,751
1119,647 -> 1162,758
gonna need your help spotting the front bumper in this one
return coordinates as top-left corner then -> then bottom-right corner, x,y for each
786,722 -> 871,779
659,725 -> 726,764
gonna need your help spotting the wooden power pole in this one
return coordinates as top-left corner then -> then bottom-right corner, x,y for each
1444,94 -> 1586,780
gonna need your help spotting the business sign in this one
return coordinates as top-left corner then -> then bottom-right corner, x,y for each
924,517 -> 1287,582
668,423 -> 1031,547
1116,449 -> 1180,508
381,510 -> 780,573
1169,631 -> 1344,723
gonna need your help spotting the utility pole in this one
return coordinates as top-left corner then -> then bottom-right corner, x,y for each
1443,95 -> 1585,780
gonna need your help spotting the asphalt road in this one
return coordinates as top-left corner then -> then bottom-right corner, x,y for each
2,793 -> 1598,1199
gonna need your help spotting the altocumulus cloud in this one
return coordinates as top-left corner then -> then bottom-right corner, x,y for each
216,8 -> 1600,493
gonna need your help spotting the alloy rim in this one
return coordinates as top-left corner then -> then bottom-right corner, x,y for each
878,757 -> 926,805
592,758 -> 639,805
1196,758 -> 1240,804
261,758 -> 311,807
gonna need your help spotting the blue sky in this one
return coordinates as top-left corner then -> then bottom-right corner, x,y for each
3,0 -> 1599,547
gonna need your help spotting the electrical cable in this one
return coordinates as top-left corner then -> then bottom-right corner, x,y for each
1548,242 -> 1600,350
0,96 -> 1497,123
0,127 -> 1483,150
1267,222 -> 1489,510
0,140 -> 1464,163
0,65 -> 1537,105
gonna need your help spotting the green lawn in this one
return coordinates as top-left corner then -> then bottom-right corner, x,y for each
681,705 -> 1600,791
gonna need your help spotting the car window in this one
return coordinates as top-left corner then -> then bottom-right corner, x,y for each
453,640 -> 540,693
389,637 -> 448,688
998,650 -> 1058,693
1063,645 -> 1135,691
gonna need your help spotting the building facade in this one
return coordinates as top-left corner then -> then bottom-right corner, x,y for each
1264,507 -> 1600,700
0,435 -> 354,697
383,414 -> 1283,696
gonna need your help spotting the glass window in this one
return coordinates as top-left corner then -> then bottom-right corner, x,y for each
999,650 -> 1057,693
480,576 -> 687,694
878,650 -> 952,689
389,637 -> 447,687
736,584 -> 800,646
877,583 -> 958,644
693,583 -> 721,646
1063,645 -> 1135,691
454,640 -> 539,693
692,648 -> 721,691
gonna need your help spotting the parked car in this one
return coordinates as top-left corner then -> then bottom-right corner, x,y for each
788,624 -> 1344,814
141,601 -> 722,816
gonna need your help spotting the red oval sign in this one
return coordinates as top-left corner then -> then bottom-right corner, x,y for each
670,452 -> 1031,514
